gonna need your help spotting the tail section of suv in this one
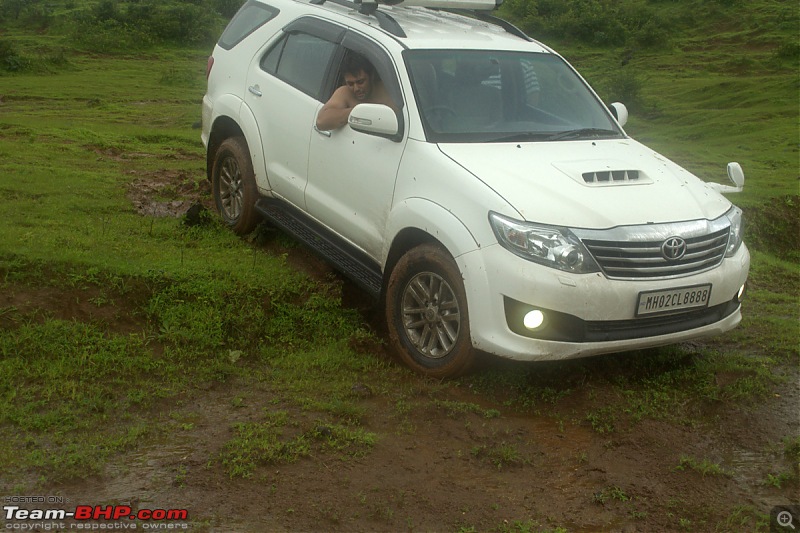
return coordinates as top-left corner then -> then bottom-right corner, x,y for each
202,0 -> 750,377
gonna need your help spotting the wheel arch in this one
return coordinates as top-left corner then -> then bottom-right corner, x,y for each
383,232 -> 479,378
206,98 -> 270,192
206,115 -> 244,181
382,198 -> 480,287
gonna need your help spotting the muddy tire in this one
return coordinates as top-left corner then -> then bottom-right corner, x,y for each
386,243 -> 475,378
211,136 -> 260,235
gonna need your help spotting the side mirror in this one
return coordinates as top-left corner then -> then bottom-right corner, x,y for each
348,104 -> 399,138
727,162 -> 745,189
707,162 -> 745,193
609,102 -> 628,127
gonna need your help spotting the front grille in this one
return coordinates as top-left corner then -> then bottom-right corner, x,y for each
582,227 -> 730,280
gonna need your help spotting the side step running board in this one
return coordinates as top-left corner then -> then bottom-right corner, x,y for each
255,198 -> 383,299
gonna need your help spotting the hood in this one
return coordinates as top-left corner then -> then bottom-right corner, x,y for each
438,139 -> 732,229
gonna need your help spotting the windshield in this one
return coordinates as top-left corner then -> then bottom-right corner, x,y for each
405,50 -> 623,143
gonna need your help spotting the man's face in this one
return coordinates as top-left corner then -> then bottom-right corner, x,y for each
344,70 -> 372,101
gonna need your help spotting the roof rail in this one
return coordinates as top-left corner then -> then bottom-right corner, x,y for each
309,0 -> 530,41
362,0 -> 502,10
439,9 -> 532,41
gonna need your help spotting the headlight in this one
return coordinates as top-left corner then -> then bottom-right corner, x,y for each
725,206 -> 744,257
489,212 -> 600,273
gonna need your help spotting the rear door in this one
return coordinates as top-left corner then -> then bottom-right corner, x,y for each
245,18 -> 344,209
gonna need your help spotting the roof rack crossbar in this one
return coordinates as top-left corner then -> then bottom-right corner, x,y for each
309,0 -> 407,37
371,10 -> 406,36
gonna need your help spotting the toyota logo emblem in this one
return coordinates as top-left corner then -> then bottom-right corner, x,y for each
661,237 -> 687,260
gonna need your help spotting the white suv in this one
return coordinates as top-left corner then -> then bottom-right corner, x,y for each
202,0 -> 750,377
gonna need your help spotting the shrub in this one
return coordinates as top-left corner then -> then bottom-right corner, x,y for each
775,42 -> 800,63
744,196 -> 800,262
213,0 -> 246,18
0,39 -> 30,72
69,18 -> 154,53
604,68 -> 647,113
148,3 -> 220,46
0,0 -> 26,21
92,0 -> 122,23
66,1 -> 224,51
500,0 -> 673,48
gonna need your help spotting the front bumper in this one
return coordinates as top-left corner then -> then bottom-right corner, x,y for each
458,242 -> 750,361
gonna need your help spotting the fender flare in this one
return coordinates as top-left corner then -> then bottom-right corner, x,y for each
209,95 -> 271,192
382,197 -> 480,271
382,198 -> 490,350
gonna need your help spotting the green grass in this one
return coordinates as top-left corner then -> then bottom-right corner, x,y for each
0,2 -> 797,518
0,42 -> 389,477
676,455 -> 731,477
470,441 -> 528,469
544,1 -> 799,211
0,317 -> 171,480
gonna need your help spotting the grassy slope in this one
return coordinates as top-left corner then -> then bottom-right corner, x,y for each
535,0 -> 799,206
0,1 -> 797,527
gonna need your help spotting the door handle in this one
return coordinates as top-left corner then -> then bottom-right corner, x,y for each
248,85 -> 262,97
314,125 -> 331,137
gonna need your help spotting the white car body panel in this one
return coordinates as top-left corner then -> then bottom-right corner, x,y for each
460,242 -> 750,359
438,139 -> 732,227
389,140 -> 511,251
307,108 -> 407,259
245,56 -> 320,208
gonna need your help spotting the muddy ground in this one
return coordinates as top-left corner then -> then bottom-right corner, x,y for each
4,173 -> 799,532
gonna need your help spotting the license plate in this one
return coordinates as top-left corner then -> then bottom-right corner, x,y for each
636,284 -> 712,317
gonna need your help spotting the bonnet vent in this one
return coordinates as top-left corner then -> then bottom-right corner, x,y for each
582,170 -> 640,184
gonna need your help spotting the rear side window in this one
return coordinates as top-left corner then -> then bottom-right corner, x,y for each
218,1 -> 279,50
261,32 -> 337,99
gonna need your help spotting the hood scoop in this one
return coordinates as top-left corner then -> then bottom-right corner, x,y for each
553,159 -> 653,187
583,169 -> 641,184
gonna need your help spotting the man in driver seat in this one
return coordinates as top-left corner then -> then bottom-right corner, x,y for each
316,52 -> 396,130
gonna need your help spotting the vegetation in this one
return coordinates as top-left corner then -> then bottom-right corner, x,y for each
0,0 -> 796,530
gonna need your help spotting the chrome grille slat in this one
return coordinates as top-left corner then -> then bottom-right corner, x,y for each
592,248 -> 724,265
580,225 -> 731,280
602,256 -> 725,276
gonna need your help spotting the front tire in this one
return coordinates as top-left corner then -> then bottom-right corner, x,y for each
386,243 -> 475,378
211,136 -> 260,235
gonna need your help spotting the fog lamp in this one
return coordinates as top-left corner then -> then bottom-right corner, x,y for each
737,283 -> 746,302
523,310 -> 545,330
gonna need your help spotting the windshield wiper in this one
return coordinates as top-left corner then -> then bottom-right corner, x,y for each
488,132 -> 554,143
546,128 -> 620,141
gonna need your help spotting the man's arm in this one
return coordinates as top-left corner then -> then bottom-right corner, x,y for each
316,87 -> 355,130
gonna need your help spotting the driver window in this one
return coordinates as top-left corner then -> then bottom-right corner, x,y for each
261,32 -> 337,99
326,49 -> 401,113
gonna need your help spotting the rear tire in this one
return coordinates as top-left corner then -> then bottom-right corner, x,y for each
385,243 -> 475,378
211,136 -> 260,235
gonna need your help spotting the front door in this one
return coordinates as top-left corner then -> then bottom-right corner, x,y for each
305,39 -> 406,261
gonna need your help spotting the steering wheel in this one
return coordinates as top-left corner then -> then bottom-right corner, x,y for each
425,105 -> 458,119
423,105 -> 458,130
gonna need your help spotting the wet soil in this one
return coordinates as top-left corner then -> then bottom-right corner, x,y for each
3,172 -> 798,533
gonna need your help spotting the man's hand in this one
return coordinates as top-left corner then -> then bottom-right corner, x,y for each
316,86 -> 357,130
